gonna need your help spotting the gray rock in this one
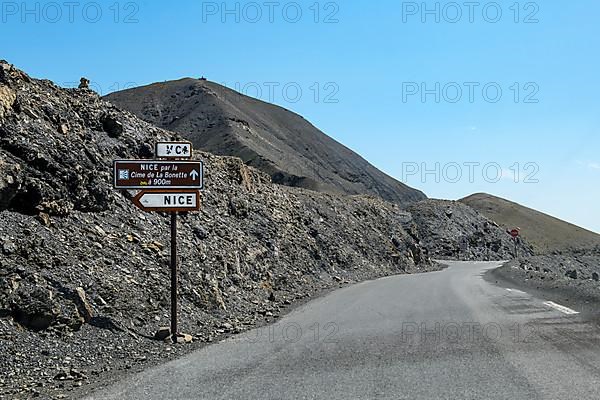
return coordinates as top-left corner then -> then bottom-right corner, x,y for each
75,287 -> 94,323
101,114 -> 124,138
566,270 -> 578,280
175,334 -> 193,344
154,327 -> 171,341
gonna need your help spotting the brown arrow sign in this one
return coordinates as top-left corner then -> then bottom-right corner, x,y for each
113,160 -> 204,189
132,190 -> 201,212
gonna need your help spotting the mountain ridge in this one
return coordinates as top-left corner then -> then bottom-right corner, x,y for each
105,78 -> 426,206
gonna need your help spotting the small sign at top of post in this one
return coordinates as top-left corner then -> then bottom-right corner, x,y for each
156,141 -> 193,159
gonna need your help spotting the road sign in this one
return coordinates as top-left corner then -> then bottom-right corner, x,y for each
133,190 -> 200,212
113,141 -> 204,343
113,160 -> 203,189
509,228 -> 521,258
156,142 -> 192,159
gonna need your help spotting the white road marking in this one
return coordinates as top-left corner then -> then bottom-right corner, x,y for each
543,301 -> 579,315
506,288 -> 527,295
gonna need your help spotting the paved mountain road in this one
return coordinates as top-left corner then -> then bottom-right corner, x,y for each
86,261 -> 600,399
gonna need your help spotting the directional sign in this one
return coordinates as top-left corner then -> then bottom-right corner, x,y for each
133,190 -> 200,212
156,142 -> 192,159
113,140 -> 204,343
113,160 -> 203,189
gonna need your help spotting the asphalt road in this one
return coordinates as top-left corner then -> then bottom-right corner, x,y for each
86,261 -> 600,399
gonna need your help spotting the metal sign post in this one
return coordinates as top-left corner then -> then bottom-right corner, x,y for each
113,142 -> 204,344
170,211 -> 178,341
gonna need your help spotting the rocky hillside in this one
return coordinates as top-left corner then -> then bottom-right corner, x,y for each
105,79 -> 426,206
0,61 -> 521,399
406,199 -> 532,260
461,193 -> 600,253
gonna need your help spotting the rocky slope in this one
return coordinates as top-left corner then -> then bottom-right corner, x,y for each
406,199 -> 533,260
104,79 -> 426,206
461,193 -> 600,253
0,61 -> 520,399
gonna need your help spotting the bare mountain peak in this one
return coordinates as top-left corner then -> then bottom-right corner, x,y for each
105,78 -> 426,205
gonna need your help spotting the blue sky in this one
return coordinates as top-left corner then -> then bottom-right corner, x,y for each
2,0 -> 599,232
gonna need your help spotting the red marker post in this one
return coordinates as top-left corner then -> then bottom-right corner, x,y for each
509,228 -> 520,258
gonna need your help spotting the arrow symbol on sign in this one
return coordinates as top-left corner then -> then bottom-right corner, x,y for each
190,170 -> 199,181
132,190 -> 201,212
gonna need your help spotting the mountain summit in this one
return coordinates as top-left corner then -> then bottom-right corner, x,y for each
105,78 -> 426,205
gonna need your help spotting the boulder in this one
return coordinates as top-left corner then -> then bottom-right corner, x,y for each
154,327 -> 171,341
10,286 -> 59,331
101,114 -> 124,138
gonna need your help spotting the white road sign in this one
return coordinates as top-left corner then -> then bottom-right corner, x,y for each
133,190 -> 200,212
156,142 -> 193,159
